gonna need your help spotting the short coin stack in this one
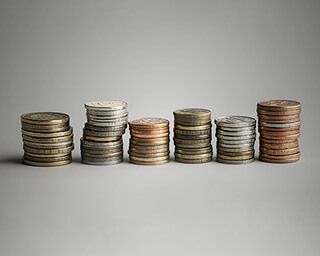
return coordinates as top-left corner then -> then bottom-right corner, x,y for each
215,116 -> 256,164
81,101 -> 128,165
257,100 -> 301,163
21,112 -> 74,167
128,118 -> 170,165
173,108 -> 213,163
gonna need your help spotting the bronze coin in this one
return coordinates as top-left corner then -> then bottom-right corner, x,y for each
130,159 -> 170,165
259,129 -> 300,136
128,151 -> 170,158
259,141 -> 299,149
130,139 -> 169,146
257,109 -> 301,116
257,114 -> 300,120
259,156 -> 300,163
257,100 -> 301,111
130,127 -> 169,134
258,117 -> 300,124
129,147 -> 169,154
259,151 -> 300,160
130,132 -> 169,138
259,133 -> 300,140
260,146 -> 299,155
130,136 -> 169,142
174,120 -> 211,126
260,137 -> 299,144
129,118 -> 169,129
258,126 -> 300,132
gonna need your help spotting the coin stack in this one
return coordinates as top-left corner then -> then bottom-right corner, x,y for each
21,112 -> 74,167
215,116 -> 256,164
128,118 -> 170,165
80,101 -> 128,165
257,100 -> 301,163
173,109 -> 213,163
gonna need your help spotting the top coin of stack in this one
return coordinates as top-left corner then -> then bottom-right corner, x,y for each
21,112 -> 74,166
173,108 -> 213,163
128,118 -> 170,165
215,116 -> 256,164
81,101 -> 128,165
257,100 -> 301,163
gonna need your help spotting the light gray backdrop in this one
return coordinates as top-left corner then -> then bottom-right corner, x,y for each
0,0 -> 319,255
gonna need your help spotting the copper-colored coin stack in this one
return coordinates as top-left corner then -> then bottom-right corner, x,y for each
257,100 -> 301,163
21,112 -> 74,167
128,118 -> 170,165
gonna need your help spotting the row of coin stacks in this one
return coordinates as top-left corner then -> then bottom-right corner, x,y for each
80,101 -> 128,165
21,112 -> 74,166
20,99 -> 302,166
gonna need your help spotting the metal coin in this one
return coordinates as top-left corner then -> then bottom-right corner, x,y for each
22,134 -> 73,143
21,127 -> 73,138
259,141 -> 298,150
259,133 -> 300,140
173,108 -> 211,118
174,142 -> 211,149
174,124 -> 212,131
86,109 -> 128,117
217,142 -> 254,148
21,112 -> 69,125
23,140 -> 73,149
129,144 -> 169,151
217,150 -> 254,157
216,129 -> 256,136
217,154 -> 253,160
83,135 -> 122,142
130,159 -> 169,165
216,134 -> 256,141
83,128 -> 124,137
129,147 -> 169,154
174,120 -> 211,126
130,139 -> 169,146
174,134 -> 211,140
128,151 -> 169,158
21,122 -> 70,132
129,118 -> 169,129
24,151 -> 72,158
215,116 -> 256,127
258,117 -> 300,124
257,113 -> 300,120
175,145 -> 212,155
217,146 -> 254,153
259,152 -> 301,160
259,137 -> 299,144
217,138 -> 256,145
81,155 -> 123,165
80,138 -> 122,147
257,100 -> 301,111
216,125 -> 256,132
88,120 -> 128,127
81,151 -> 123,158
84,122 -> 127,132
174,152 -> 212,160
259,156 -> 300,163
24,153 -> 71,162
130,127 -> 169,134
260,146 -> 299,156
259,121 -> 301,128
258,126 -> 300,132
216,157 -> 254,165
173,138 -> 211,145
258,129 -> 300,136
175,157 -> 212,164
129,155 -> 169,162
257,109 -> 301,116
85,100 -> 127,110
80,148 -> 123,155
173,128 -> 211,136
23,144 -> 74,155
130,132 -> 170,138
23,158 -> 72,167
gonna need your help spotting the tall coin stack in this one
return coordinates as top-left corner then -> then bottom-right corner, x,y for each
257,100 -> 301,163
21,112 -> 74,167
81,101 -> 128,165
128,118 -> 170,165
215,116 -> 256,164
173,109 -> 213,163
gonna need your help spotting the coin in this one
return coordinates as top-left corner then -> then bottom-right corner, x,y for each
259,141 -> 298,150
173,128 -> 211,136
257,114 -> 300,120
129,118 -> 169,129
217,138 -> 255,145
216,157 -> 254,164
130,159 -> 170,165
257,100 -> 301,112
130,139 -> 169,146
23,144 -> 74,155
257,109 -> 301,116
128,151 -> 169,158
175,157 -> 212,164
259,152 -> 301,160
259,121 -> 300,128
174,124 -> 211,131
217,146 -> 254,153
174,146 -> 213,155
81,151 -> 123,158
217,154 -> 253,160
130,127 -> 169,134
21,112 -> 69,125
22,134 -> 73,143
21,122 -> 70,132
173,108 -> 211,118
24,153 -> 71,162
174,138 -> 211,145
259,133 -> 300,141
217,150 -> 254,156
130,132 -> 170,139
260,137 -> 298,144
174,152 -> 212,159
83,135 -> 122,142
258,117 -> 300,124
129,155 -> 169,162
174,142 -> 211,149
258,129 -> 300,136
129,144 -> 169,151
217,142 -> 253,148
258,126 -> 300,132
81,148 -> 123,155
23,158 -> 72,167
260,146 -> 299,155
174,134 -> 211,140
217,125 -> 256,132
259,156 -> 300,163
216,134 -> 256,141
85,100 -> 127,110
129,147 -> 169,154
23,140 -> 73,148
216,129 -> 255,136
83,128 -> 124,137
81,155 -> 123,165
215,116 -> 256,128
21,127 -> 73,138
84,123 -> 127,132
174,120 -> 211,126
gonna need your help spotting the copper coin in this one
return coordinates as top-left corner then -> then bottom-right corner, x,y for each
259,133 -> 300,140
257,114 -> 300,120
129,144 -> 169,150
259,129 -> 300,136
259,141 -> 299,149
129,118 -> 169,129
130,159 -> 170,165
260,146 -> 299,155
128,151 -> 170,158
259,151 -> 300,160
257,109 -> 301,116
257,100 -> 301,111
130,139 -> 169,146
130,132 -> 170,138
258,117 -> 300,124
258,126 -> 300,132
259,156 -> 300,163
130,136 -> 169,142
260,137 -> 299,144
129,147 -> 169,154
130,127 -> 169,134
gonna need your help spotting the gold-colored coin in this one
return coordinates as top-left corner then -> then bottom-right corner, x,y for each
130,139 -> 169,146
173,108 -> 211,119
83,135 -> 122,142
217,154 -> 253,160
128,151 -> 169,158
23,158 -> 72,167
23,144 -> 74,155
216,150 -> 254,156
80,138 -> 122,147
174,124 -> 212,131
81,151 -> 123,158
21,127 -> 73,138
175,157 -> 212,163
21,112 -> 69,125
129,155 -> 169,162
23,153 -> 71,162
174,152 -> 213,159
21,122 -> 69,132
22,134 -> 73,143
24,152 -> 71,158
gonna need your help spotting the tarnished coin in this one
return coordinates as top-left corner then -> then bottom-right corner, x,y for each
23,140 -> 73,149
260,137 -> 299,144
216,157 -> 254,164
217,150 -> 254,157
259,133 -> 300,140
81,155 -> 123,165
257,109 -> 301,116
258,126 -> 300,132
130,139 -> 169,146
174,120 -> 211,126
259,129 -> 300,136
257,114 -> 300,120
217,146 -> 254,153
83,128 -> 124,137
217,125 -> 256,132
175,145 -> 212,155
174,152 -> 212,159
215,116 -> 256,128
85,100 -> 127,110
130,127 -> 169,134
217,138 -> 255,145
129,155 -> 169,162
174,138 -> 211,145
130,132 -> 170,139
128,151 -> 169,158
174,124 -> 211,131
260,146 -> 299,155
257,100 -> 301,111
173,128 -> 211,136
80,138 -> 122,147
21,122 -> 70,132
259,156 -> 300,163
131,136 -> 169,143
81,151 -> 123,158
21,127 -> 73,138
259,141 -> 298,150
21,112 -> 69,125
129,118 -> 169,129
173,108 -> 211,118
83,135 -> 122,142
258,117 -> 300,124
174,142 -> 211,149
216,129 -> 256,136
129,147 -> 169,154
174,134 -> 211,140
217,142 -> 253,148
217,154 -> 253,160
175,157 -> 212,164
23,151 -> 71,158
22,133 -> 73,143
216,134 -> 256,141
130,159 -> 169,165
84,122 -> 127,132
23,158 -> 72,167
24,153 -> 71,162
23,144 -> 74,155
259,121 -> 300,128
81,148 -> 123,155
129,144 -> 169,151
88,120 -> 128,127
259,152 -> 301,160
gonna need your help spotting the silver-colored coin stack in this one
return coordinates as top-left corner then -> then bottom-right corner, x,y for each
215,116 -> 256,164
80,101 -> 128,165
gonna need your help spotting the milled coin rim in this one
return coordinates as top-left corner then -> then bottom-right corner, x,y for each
21,112 -> 69,125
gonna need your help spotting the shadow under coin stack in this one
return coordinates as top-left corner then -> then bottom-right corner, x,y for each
21,112 -> 74,166
128,118 -> 170,165
173,109 -> 213,163
215,116 -> 256,164
257,100 -> 301,163
81,101 -> 128,165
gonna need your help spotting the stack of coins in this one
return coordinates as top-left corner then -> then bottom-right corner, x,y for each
173,109 -> 213,163
215,116 -> 256,164
257,100 -> 301,163
128,118 -> 170,165
80,101 -> 128,165
21,112 -> 74,166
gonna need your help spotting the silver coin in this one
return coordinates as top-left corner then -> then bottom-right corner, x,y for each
84,123 -> 127,132
216,134 -> 256,141
258,121 -> 301,128
81,155 -> 123,165
83,128 -> 124,137
215,116 -> 256,127
81,144 -> 123,151
216,125 -> 256,132
87,120 -> 128,127
23,140 -> 73,148
216,157 -> 255,164
87,114 -> 128,121
85,100 -> 127,110
217,145 -> 254,152
216,129 -> 256,136
217,142 -> 254,148
81,151 -> 123,158
174,128 -> 211,136
173,142 -> 211,149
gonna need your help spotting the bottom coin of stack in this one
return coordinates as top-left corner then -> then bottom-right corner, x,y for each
21,112 -> 74,167
257,100 -> 301,163
215,116 -> 256,164
128,118 -> 170,165
173,108 -> 213,163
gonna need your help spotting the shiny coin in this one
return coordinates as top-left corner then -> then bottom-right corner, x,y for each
129,147 -> 169,154
258,117 -> 300,124
173,138 -> 211,145
259,155 -> 300,163
259,133 -> 300,141
83,128 -> 124,137
84,122 -> 127,132
215,116 -> 256,128
81,151 -> 123,158
174,152 -> 212,159
23,140 -> 73,149
175,146 -> 212,155
217,125 -> 256,132
257,113 -> 300,120
23,158 -> 72,167
259,121 -> 300,128
217,150 -> 254,157
173,128 -> 211,136
130,159 -> 169,165
259,129 -> 300,136
22,134 -> 73,143
21,112 -> 69,125
130,127 -> 169,134
21,122 -> 69,132
260,146 -> 299,155
80,138 -> 122,147
216,157 -> 254,165
257,100 -> 301,112
83,135 -> 121,142
217,154 -> 253,160
174,124 -> 211,131
21,127 -> 73,138
173,108 -> 211,118
88,120 -> 128,127
130,139 -> 169,146
23,144 -> 74,155
24,153 -> 71,162
217,142 -> 253,148
259,141 -> 298,150
129,118 -> 169,129
85,100 -> 127,110
260,137 -> 299,144
257,108 -> 301,116
128,151 -> 169,158
216,129 -> 255,136
129,144 -> 169,151
217,146 -> 254,153
129,155 -> 169,162
259,152 -> 301,160
81,155 -> 123,165
175,157 -> 212,164
216,134 -> 256,141
130,132 -> 170,138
